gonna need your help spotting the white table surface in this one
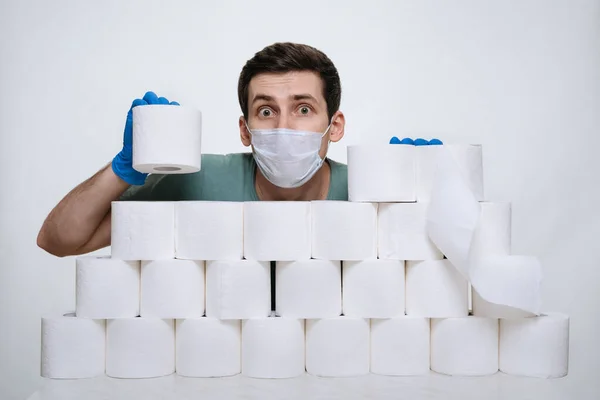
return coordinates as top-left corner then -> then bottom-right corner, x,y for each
25,371 -> 585,400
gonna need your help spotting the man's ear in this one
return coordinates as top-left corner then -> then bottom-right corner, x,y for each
239,116 -> 251,147
328,111 -> 345,143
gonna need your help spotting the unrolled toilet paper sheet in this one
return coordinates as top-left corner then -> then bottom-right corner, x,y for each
133,105 -> 202,174
426,147 -> 542,315
41,313 -> 105,379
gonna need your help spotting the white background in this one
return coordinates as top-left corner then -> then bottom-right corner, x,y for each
1,0 -> 599,399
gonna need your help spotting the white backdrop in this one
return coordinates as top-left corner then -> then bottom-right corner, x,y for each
1,0 -> 599,399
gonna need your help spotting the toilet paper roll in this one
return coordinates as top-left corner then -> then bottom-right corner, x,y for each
347,144 -> 416,202
111,201 -> 175,260
132,104 -> 202,174
405,260 -> 469,317
427,148 -> 542,315
377,203 -> 443,260
76,256 -> 140,318
242,318 -> 305,379
106,318 -> 175,378
244,201 -> 311,261
417,145 -> 484,201
342,260 -> 405,318
370,317 -> 430,376
276,260 -> 341,318
499,313 -> 569,378
206,260 -> 271,319
431,317 -> 499,376
305,317 -> 370,377
176,318 -> 241,377
41,312 -> 105,379
141,259 -> 205,318
311,201 -> 377,260
175,201 -> 243,260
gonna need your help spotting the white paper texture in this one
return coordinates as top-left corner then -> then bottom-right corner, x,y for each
76,256 -> 140,319
430,317 -> 499,376
41,312 -> 105,379
111,201 -> 175,260
243,201 -> 311,261
305,317 -> 370,377
276,260 -> 341,318
342,260 -> 405,318
370,317 -> 430,376
241,318 -> 305,379
175,201 -> 243,260
140,259 -> 205,318
499,313 -> 569,378
311,201 -> 377,260
378,202 -> 443,260
176,318 -> 241,377
205,260 -> 271,319
347,144 -> 416,202
106,318 -> 175,379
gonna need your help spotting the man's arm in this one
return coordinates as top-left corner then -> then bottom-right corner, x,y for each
37,91 -> 180,257
37,163 -> 128,257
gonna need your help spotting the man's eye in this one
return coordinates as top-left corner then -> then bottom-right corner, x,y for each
259,108 -> 272,117
299,106 -> 310,115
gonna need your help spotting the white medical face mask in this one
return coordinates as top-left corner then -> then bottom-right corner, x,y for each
246,121 -> 332,189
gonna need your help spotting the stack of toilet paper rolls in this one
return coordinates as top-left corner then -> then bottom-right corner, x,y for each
41,143 -> 569,380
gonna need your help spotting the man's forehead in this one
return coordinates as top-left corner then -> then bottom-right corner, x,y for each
248,71 -> 324,102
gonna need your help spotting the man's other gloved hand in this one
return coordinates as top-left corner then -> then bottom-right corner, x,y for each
112,91 -> 180,185
389,137 -> 443,146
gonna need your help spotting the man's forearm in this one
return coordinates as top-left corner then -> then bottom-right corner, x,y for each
37,163 -> 130,256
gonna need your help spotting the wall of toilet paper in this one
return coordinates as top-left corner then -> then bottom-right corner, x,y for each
41,143 -> 569,380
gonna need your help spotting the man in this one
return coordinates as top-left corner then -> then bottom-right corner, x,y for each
37,42 -> 348,257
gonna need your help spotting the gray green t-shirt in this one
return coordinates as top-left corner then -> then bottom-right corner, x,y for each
120,152 -> 348,202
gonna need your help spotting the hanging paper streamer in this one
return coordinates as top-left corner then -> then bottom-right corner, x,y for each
426,147 -> 542,316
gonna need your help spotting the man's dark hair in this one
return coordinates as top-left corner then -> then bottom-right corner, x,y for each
238,42 -> 342,121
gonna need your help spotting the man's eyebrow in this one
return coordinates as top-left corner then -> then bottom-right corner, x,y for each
291,94 -> 318,102
251,94 -> 274,105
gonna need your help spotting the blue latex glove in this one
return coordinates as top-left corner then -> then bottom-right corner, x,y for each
399,137 -> 414,145
112,91 -> 180,185
414,138 -> 429,146
429,138 -> 443,145
389,136 -> 402,144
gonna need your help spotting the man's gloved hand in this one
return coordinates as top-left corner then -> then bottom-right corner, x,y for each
112,91 -> 180,185
389,136 -> 443,146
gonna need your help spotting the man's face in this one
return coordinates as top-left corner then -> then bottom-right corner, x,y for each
239,70 -> 344,159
